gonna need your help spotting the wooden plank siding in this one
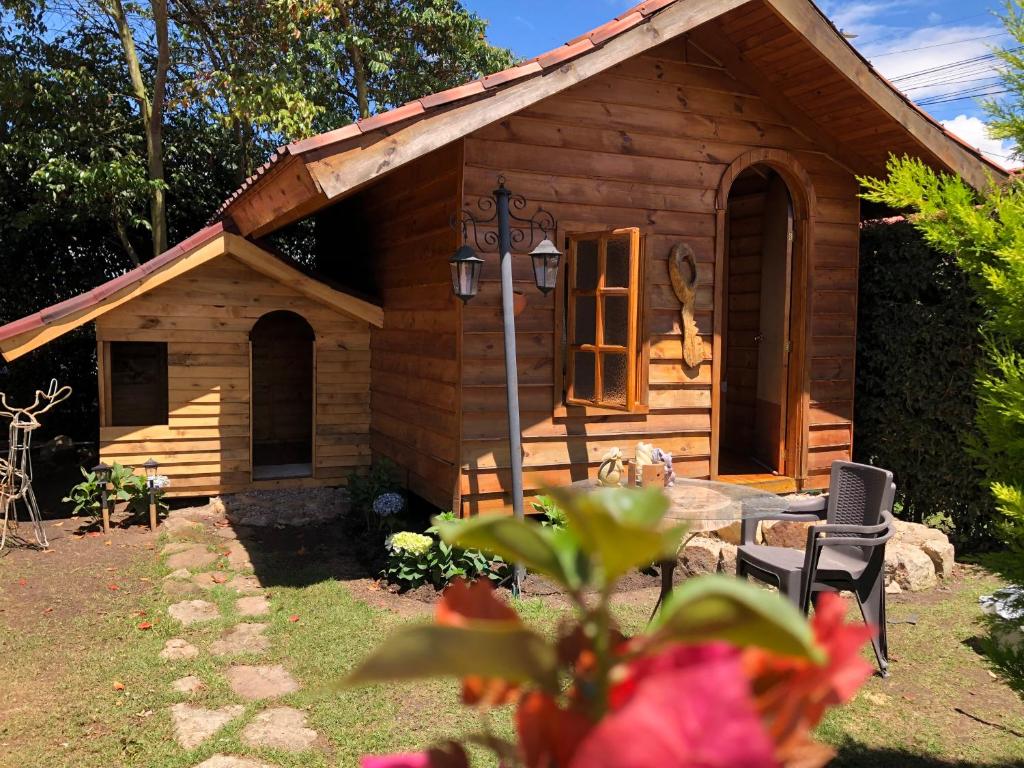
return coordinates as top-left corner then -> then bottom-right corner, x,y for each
324,144 -> 464,510
457,34 -> 858,514
95,255 -> 372,497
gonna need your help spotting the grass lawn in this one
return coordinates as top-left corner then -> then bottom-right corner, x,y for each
0,515 -> 1022,768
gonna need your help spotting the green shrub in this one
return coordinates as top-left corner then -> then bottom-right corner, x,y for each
383,515 -> 506,591
531,495 -> 567,529
855,220 -> 996,548
63,461 -> 169,521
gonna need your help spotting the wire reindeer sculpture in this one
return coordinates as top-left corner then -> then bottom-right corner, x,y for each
0,379 -> 72,549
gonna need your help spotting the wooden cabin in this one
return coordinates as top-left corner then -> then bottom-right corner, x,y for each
0,0 -> 1004,513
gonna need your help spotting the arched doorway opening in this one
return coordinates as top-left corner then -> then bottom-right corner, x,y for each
250,310 -> 315,480
720,164 -> 796,477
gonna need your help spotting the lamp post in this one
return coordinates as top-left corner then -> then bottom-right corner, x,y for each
450,176 -> 561,595
143,458 -> 159,532
93,461 -> 111,535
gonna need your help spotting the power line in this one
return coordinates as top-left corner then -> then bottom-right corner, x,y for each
889,49 -> 1016,82
917,88 -> 1013,105
902,75 -> 1002,91
871,32 -> 1009,59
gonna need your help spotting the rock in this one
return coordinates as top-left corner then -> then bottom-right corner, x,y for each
710,521 -> 743,545
193,572 -> 230,590
719,542 -> 738,575
885,580 -> 903,595
160,638 -> 200,661
193,755 -> 277,768
225,542 -> 253,571
210,623 -> 270,656
168,502 -> 225,525
680,536 -> 722,575
236,596 -> 271,617
166,544 -> 219,571
169,703 -> 244,749
162,542 -> 195,556
168,599 -> 220,625
921,539 -> 955,579
761,520 -> 815,549
164,568 -> 192,580
241,707 -> 320,752
885,542 -> 938,592
221,487 -> 350,527
226,574 -> 264,595
171,675 -> 205,694
891,519 -> 948,547
226,664 -> 300,700
213,525 -> 239,540
163,579 -> 204,598
163,516 -> 204,536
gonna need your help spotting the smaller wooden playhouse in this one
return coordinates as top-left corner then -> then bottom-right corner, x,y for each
0,227 -> 382,496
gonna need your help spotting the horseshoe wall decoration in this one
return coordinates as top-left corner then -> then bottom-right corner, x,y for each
668,243 -> 703,369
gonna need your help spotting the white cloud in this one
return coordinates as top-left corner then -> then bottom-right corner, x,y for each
941,114 -> 1021,168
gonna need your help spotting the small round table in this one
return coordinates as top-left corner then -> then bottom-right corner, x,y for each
569,477 -> 789,615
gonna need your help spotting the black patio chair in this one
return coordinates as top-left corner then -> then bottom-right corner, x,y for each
737,460 -> 895,676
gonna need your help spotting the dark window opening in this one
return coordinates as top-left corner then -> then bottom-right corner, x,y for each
109,342 -> 168,427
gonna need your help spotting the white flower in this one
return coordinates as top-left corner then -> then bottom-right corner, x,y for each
150,475 -> 170,489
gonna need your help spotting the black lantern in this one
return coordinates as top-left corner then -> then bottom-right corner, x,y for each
143,458 -> 160,531
449,245 -> 484,303
93,461 -> 111,533
143,457 -> 159,487
529,238 -> 562,294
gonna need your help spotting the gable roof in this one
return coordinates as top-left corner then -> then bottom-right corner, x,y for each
213,0 -> 1007,238
0,228 -> 383,362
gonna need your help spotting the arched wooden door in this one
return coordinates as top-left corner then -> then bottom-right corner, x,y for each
250,311 -> 315,479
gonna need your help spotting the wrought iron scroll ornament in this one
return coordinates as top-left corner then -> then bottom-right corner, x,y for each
451,176 -> 558,254
0,379 -> 72,549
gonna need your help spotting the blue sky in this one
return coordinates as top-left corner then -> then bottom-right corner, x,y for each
463,0 -> 1016,166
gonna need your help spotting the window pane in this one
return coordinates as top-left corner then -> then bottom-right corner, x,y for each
604,295 -> 630,347
606,236 -> 631,287
573,294 -> 596,345
602,353 -> 629,407
572,351 -> 596,401
576,239 -> 599,290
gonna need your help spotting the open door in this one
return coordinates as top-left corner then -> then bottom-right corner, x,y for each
250,310 -> 315,480
721,166 -> 795,479
753,175 -> 794,472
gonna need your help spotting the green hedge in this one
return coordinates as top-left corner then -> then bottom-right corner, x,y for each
855,220 -> 995,548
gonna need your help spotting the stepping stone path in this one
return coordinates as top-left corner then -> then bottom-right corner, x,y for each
225,665 -> 300,700
226,574 -> 264,595
194,756 -> 276,768
236,596 -> 270,617
170,703 -> 244,749
166,544 -> 219,571
160,638 -> 200,661
156,501 -> 323,765
169,599 -> 221,626
241,707 -> 319,751
171,675 -> 205,694
210,623 -> 270,656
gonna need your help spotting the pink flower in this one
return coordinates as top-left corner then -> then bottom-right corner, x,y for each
361,743 -> 468,768
570,643 -> 779,768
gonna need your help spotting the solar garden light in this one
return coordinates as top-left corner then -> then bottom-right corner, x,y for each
449,176 -> 561,596
143,458 -> 160,532
93,461 -> 111,535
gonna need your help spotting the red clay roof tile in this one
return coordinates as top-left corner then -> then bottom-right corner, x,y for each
418,80 -> 487,110
356,101 -> 427,132
589,12 -> 643,45
534,38 -> 595,69
482,61 -> 543,89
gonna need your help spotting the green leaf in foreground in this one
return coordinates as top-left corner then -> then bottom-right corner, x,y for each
343,622 -> 559,693
649,575 -> 823,662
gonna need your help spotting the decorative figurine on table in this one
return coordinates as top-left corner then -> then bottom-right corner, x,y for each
634,442 -> 655,468
629,442 -> 664,487
651,447 -> 676,487
597,447 -> 625,487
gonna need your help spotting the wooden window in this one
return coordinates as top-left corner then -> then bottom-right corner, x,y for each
106,342 -> 168,427
563,228 -> 646,411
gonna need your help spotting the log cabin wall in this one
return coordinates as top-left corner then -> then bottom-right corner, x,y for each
457,32 -> 859,514
325,144 -> 463,510
95,254 -> 372,497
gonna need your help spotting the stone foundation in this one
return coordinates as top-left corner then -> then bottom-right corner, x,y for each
166,487 -> 350,529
